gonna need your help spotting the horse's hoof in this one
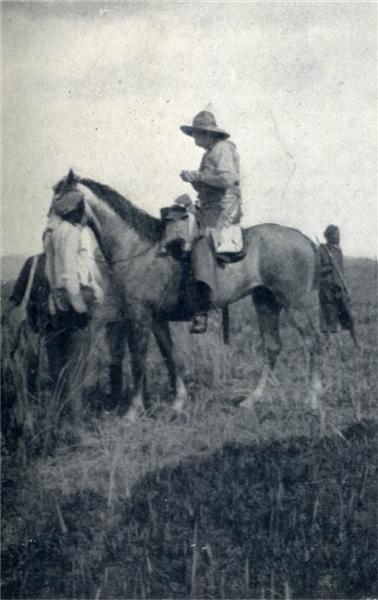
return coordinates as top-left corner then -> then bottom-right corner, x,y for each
125,405 -> 144,422
170,408 -> 190,424
239,398 -> 255,410
308,392 -> 320,410
308,377 -> 323,409
171,397 -> 188,414
239,390 -> 264,410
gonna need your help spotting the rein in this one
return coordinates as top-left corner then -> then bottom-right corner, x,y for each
83,199 -> 158,266
85,243 -> 157,265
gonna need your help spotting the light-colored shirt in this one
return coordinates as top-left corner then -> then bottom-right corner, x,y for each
198,139 -> 240,190
193,140 -> 242,228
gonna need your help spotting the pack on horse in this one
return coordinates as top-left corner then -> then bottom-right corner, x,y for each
50,168 -> 322,420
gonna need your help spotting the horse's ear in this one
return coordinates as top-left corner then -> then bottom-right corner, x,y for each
66,169 -> 75,185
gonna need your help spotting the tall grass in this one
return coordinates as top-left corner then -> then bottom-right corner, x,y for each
1,258 -> 377,598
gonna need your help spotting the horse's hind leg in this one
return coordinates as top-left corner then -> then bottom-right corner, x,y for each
152,319 -> 189,415
285,307 -> 322,408
253,287 -> 283,369
240,287 -> 282,409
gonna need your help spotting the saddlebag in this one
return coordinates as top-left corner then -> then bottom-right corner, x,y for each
160,197 -> 198,253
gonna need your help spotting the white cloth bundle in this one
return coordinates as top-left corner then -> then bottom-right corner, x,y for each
44,219 -> 104,313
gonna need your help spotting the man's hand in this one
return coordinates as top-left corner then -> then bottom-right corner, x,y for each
2,304 -> 25,332
180,170 -> 201,183
1,301 -> 17,326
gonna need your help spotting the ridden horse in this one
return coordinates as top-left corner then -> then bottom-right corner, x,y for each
52,171 -> 321,419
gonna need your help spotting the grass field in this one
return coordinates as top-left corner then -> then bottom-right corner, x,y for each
1,257 -> 377,599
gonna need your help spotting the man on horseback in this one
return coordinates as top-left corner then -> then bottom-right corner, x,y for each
50,170 -> 324,418
180,111 -> 243,333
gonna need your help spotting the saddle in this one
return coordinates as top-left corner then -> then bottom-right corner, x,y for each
160,195 -> 198,254
160,195 -> 245,263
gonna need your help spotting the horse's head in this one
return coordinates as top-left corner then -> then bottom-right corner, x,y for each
45,170 -> 106,317
51,170 -> 91,221
51,170 -> 104,254
52,169 -> 81,200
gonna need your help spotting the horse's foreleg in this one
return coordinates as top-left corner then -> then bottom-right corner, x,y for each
240,288 -> 282,409
126,316 -> 150,421
152,319 -> 189,415
105,320 -> 128,408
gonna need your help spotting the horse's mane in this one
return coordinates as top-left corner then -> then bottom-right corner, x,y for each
80,178 -> 164,242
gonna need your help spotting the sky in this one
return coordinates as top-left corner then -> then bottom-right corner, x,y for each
2,1 -> 377,258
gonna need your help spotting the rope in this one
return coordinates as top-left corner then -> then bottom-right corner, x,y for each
82,241 -> 178,311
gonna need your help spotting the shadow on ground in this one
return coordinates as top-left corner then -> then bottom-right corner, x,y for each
2,420 -> 377,599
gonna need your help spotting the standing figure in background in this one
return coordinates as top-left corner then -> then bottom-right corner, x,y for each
46,187 -> 126,409
43,188 -> 106,422
318,225 -> 358,346
7,254 -> 50,338
180,111 -> 242,333
3,253 -> 50,395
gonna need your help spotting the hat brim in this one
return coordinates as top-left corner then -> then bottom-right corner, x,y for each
180,125 -> 230,139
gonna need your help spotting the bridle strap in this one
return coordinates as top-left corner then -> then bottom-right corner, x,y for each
85,243 -> 156,265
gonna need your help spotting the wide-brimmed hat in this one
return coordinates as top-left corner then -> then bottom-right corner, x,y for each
180,111 -> 230,139
51,190 -> 84,216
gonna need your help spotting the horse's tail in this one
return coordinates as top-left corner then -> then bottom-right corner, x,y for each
222,306 -> 230,345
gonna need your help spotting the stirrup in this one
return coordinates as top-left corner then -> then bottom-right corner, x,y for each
189,314 -> 208,334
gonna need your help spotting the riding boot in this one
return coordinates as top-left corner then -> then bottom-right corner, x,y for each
190,313 -> 208,334
189,281 -> 211,334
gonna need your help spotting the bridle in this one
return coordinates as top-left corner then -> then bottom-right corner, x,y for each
85,244 -> 157,265
83,199 -> 157,266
